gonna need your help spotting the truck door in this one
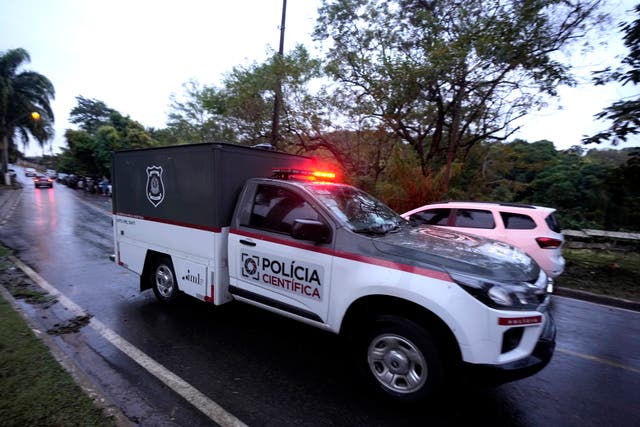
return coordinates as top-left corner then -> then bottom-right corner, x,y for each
228,183 -> 334,325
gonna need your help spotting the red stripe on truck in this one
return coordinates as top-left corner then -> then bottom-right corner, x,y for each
230,228 -> 453,283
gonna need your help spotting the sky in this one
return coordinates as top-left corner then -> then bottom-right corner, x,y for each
1,0 -> 638,157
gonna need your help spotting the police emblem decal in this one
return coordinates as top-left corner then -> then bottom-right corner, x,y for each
241,254 -> 260,280
146,166 -> 165,207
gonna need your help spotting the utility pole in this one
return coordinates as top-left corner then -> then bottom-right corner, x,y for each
270,0 -> 287,149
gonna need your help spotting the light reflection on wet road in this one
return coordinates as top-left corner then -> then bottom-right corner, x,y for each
1,168 -> 639,427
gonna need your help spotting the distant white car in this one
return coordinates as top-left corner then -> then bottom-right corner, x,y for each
402,201 -> 566,278
25,167 -> 37,177
46,169 -> 57,179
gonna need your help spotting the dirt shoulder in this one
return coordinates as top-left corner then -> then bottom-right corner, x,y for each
554,248 -> 640,311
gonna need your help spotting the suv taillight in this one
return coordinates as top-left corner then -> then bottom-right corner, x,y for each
536,237 -> 562,249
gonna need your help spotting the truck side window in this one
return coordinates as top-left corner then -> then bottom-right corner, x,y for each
250,185 -> 321,235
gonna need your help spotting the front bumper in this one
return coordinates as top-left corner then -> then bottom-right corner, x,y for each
463,312 -> 556,385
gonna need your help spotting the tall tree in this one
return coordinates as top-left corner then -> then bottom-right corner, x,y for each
603,148 -> 640,229
314,0 -> 604,193
0,48 -> 55,176
165,45 -> 322,149
222,44 -> 322,146
166,80 -> 235,144
584,3 -> 640,145
69,96 -> 114,134
59,97 -> 156,177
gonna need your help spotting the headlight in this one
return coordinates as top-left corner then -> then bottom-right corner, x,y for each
450,270 -> 550,311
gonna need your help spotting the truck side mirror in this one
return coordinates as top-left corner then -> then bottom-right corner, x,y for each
291,219 -> 330,243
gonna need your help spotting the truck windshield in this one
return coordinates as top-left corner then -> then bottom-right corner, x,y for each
305,183 -> 406,234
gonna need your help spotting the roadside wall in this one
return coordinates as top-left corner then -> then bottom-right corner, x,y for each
563,229 -> 640,251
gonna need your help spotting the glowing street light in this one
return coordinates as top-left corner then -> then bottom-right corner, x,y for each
2,111 -> 41,185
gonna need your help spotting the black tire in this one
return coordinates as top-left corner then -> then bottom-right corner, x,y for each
151,256 -> 180,304
359,315 -> 445,402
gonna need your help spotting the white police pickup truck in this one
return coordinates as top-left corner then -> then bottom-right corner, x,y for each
112,143 -> 555,401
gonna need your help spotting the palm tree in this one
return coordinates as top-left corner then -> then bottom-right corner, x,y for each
0,48 -> 55,179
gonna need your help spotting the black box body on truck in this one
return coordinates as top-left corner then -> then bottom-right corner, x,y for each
112,142 -> 315,229
112,142 -> 556,402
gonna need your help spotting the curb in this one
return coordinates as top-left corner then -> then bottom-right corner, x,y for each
555,287 -> 640,312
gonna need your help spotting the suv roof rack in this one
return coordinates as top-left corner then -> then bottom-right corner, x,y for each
497,202 -> 536,209
435,200 -> 537,209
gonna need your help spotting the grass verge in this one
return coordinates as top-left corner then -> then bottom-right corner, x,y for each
556,248 -> 640,301
0,247 -> 115,426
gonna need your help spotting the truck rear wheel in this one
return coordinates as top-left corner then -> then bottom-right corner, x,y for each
361,315 -> 444,402
151,257 -> 179,304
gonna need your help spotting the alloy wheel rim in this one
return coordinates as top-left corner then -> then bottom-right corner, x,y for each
155,265 -> 174,297
367,333 -> 428,394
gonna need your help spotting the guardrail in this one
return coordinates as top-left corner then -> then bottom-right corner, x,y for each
563,229 -> 640,251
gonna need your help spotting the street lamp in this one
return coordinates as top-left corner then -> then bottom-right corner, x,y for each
1,111 -> 40,185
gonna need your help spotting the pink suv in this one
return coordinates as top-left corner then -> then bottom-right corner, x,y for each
401,202 -> 565,278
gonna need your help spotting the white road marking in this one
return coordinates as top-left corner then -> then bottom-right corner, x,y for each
9,255 -> 248,427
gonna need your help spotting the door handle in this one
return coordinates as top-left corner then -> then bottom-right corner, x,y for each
239,239 -> 256,247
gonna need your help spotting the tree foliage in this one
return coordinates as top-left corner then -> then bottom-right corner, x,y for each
224,44 -> 322,147
49,3 -> 639,232
313,0 -> 604,192
0,48 -> 55,173
584,3 -> 640,145
603,148 -> 640,228
57,97 -> 157,177
164,45 -> 322,148
166,80 -> 236,144
68,96 -> 114,134
448,140 -> 639,231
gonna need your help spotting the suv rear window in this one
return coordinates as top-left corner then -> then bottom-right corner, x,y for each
501,212 -> 536,230
545,213 -> 561,233
453,209 -> 495,229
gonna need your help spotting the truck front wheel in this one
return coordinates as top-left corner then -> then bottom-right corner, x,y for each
151,257 -> 179,304
361,315 -> 444,402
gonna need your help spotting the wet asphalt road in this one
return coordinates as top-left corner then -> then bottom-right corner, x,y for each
1,168 -> 639,427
